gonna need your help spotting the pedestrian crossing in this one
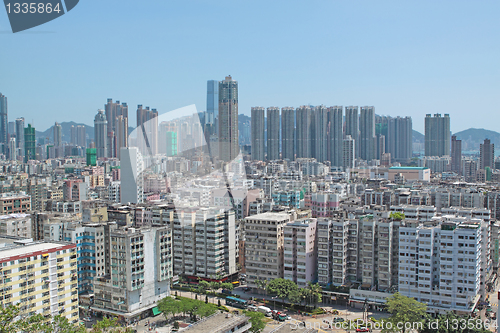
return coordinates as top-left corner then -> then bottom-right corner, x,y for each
492,303 -> 498,307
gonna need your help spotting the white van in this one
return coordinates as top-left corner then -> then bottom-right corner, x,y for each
257,306 -> 272,317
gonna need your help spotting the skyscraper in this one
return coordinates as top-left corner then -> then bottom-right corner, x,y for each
313,105 -> 328,162
136,105 -> 158,156
70,125 -> 77,145
53,122 -> 62,147
267,107 -> 280,161
343,135 -> 355,169
480,138 -> 494,170
24,124 -> 36,162
8,138 -> 16,161
328,106 -> 343,167
115,115 -> 128,159
15,117 -> 24,158
251,107 -> 265,161
359,106 -> 375,161
218,76 -> 239,162
425,114 -> 450,157
296,106 -> 313,159
281,107 -> 295,160
76,125 -> 86,147
387,116 -> 413,163
120,147 -> 144,204
451,135 -> 462,174
159,121 -> 177,155
207,80 -> 219,126
94,110 -> 108,159
0,93 -> 7,155
105,99 -> 128,157
345,106 -> 359,158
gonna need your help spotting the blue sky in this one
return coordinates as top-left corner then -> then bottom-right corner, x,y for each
1,0 -> 499,133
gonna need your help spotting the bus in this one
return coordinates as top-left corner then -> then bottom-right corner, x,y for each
225,296 -> 249,309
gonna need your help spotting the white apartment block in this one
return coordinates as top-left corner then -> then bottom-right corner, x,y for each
390,205 -> 437,221
108,181 -> 121,203
0,237 -> 79,323
399,219 -> 487,315
0,213 -> 32,238
92,226 -> 172,321
173,208 -> 237,280
283,218 -> 317,288
245,212 -> 290,288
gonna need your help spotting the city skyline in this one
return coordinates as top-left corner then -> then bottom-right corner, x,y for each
1,1 -> 498,132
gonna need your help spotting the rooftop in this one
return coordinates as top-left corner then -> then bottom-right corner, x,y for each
245,212 -> 290,221
389,167 -> 429,170
183,312 -> 250,333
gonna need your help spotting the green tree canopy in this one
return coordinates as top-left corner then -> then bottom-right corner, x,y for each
420,311 -> 490,333
266,278 -> 299,304
390,212 -> 405,221
382,292 -> 427,333
243,310 -> 266,333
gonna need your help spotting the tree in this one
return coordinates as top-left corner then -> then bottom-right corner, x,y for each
198,280 -> 210,294
0,305 -> 24,333
299,288 -> 310,306
158,297 -> 182,320
306,282 -> 322,308
243,311 -> 266,333
266,278 -> 299,305
390,212 -> 405,221
382,292 -> 427,333
254,278 -> 269,296
288,289 -> 302,309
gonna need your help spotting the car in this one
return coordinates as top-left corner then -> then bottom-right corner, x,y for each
333,317 -> 345,322
83,317 -> 92,322
356,328 -> 372,332
246,305 -> 257,312
243,287 -> 251,292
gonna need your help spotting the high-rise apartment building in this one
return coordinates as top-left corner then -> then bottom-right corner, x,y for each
313,106 -> 328,163
251,107 -> 265,161
0,93 -> 7,155
159,121 -> 178,156
343,135 -> 355,169
296,106 -> 313,159
387,116 -> 413,163
245,212 -> 290,288
24,123 -> 36,162
425,113 -> 450,157
105,99 -> 129,158
207,80 -> 219,127
76,125 -> 86,147
173,208 -> 237,279
328,106 -> 343,168
267,107 -> 280,160
94,110 -> 108,159
451,135 -> 462,174
8,137 -> 16,161
136,105 -> 158,156
283,218 -> 317,288
92,226 -> 172,320
480,138 -> 494,170
399,219 -> 487,314
0,237 -> 79,322
218,76 -> 239,162
345,106 -> 359,158
15,118 -> 24,158
281,107 -> 295,160
53,122 -> 62,147
359,106 -> 375,161
120,147 -> 144,204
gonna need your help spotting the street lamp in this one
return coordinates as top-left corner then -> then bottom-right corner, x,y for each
272,296 -> 278,311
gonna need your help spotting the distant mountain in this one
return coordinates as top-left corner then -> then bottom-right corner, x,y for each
412,130 -> 424,142
35,121 -> 94,143
453,128 -> 500,152
35,122 -> 135,144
